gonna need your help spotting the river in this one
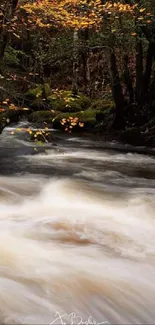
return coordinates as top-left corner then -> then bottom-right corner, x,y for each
0,122 -> 155,324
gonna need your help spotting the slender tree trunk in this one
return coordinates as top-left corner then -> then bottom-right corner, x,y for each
80,28 -> 91,97
0,34 -> 8,60
85,49 -> 91,97
148,61 -> 155,103
110,51 -> 125,129
38,42 -> 46,100
135,36 -> 143,103
142,42 -> 154,100
72,29 -> 79,97
123,54 -> 134,104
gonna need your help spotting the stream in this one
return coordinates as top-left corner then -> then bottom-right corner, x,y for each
0,122 -> 155,324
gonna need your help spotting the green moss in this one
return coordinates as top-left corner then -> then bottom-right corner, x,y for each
0,109 -> 23,122
28,110 -> 56,123
24,83 -> 51,102
29,98 -> 49,110
75,94 -> 90,109
91,99 -> 115,111
53,109 -> 97,130
0,109 -> 24,132
25,87 -> 90,113
48,97 -> 82,113
55,109 -> 97,120
48,91 -> 90,112
48,97 -> 66,111
96,110 -> 106,122
4,46 -> 20,67
24,85 -> 43,101
44,83 -> 51,97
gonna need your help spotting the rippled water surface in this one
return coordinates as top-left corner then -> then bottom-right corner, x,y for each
0,123 -> 155,324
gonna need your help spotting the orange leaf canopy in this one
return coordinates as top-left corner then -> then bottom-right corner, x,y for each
21,0 -> 136,29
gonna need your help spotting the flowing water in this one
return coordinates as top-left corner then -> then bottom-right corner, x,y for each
0,122 -> 155,324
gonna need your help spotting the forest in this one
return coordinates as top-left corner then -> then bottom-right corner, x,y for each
0,0 -> 155,146
1,2 -> 155,322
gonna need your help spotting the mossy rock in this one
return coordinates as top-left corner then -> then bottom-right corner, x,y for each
49,99 -> 82,113
24,83 -> 51,101
0,109 -> 24,132
96,111 -> 106,122
4,46 -> 20,67
74,94 -> 90,109
91,99 -> 115,112
48,92 -> 90,112
0,109 -> 24,122
29,98 -> 51,111
53,109 -> 97,130
47,97 -> 66,111
28,110 -> 56,123
49,90 -> 90,107
24,84 -> 43,101
0,87 -> 8,102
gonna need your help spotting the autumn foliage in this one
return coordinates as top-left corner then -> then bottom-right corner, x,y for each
0,0 -> 155,136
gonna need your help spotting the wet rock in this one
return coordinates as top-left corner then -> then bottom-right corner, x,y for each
28,110 -> 56,124
0,109 -> 25,133
120,127 -> 145,146
53,109 -> 97,131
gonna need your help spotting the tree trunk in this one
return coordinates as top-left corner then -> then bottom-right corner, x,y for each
80,28 -> 91,97
123,54 -> 134,104
135,36 -> 143,103
148,66 -> 155,102
110,51 -> 125,129
85,49 -> 91,97
72,29 -> 79,97
38,42 -> 46,100
0,34 -> 8,60
142,42 -> 154,100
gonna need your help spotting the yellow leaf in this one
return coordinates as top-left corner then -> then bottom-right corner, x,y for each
139,8 -> 145,12
13,33 -> 20,39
